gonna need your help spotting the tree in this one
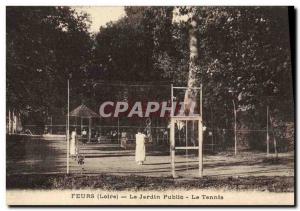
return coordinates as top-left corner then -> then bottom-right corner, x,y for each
7,6 -> 93,122
93,7 -> 175,83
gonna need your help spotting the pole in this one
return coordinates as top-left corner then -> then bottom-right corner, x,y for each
50,116 -> 53,134
99,117 -> 101,140
185,120 -> 188,170
199,85 -> 203,177
81,118 -> 83,136
270,114 -> 278,158
233,100 -> 237,156
170,118 -> 176,178
200,84 -> 203,116
170,84 -> 176,178
156,119 -> 159,144
266,106 -> 269,156
12,111 -> 16,134
67,79 -> 70,174
8,110 -> 11,134
192,120 -> 195,146
171,84 -> 173,116
117,117 -> 120,144
210,105 -> 214,152
198,117 -> 203,177
88,118 -> 91,143
273,132 -> 278,158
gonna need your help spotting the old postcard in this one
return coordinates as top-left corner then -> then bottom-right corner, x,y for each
6,6 -> 295,206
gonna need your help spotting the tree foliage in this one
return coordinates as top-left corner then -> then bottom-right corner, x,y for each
7,6 -> 294,145
7,6 -> 93,117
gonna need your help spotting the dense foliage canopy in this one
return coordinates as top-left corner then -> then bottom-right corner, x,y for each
7,6 -> 294,147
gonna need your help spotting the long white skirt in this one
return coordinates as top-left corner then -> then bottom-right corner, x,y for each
120,137 -> 127,149
135,142 -> 145,162
70,138 -> 76,156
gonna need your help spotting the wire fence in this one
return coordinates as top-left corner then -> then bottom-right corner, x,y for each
22,118 -> 294,153
18,82 -> 294,153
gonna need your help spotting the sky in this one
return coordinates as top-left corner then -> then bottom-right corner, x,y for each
73,6 -> 126,33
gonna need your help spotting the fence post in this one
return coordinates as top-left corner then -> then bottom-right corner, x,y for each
50,116 -> 53,134
269,113 -> 278,158
67,79 -> 70,174
117,117 -> 120,144
267,106 -> 269,156
233,100 -> 237,156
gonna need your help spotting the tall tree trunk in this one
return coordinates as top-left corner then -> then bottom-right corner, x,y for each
184,8 -> 199,115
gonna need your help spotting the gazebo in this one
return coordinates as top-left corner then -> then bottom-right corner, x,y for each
68,104 -> 100,142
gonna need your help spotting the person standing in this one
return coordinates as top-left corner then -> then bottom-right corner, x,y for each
120,131 -> 128,149
81,128 -> 87,144
70,129 -> 77,157
135,129 -> 146,165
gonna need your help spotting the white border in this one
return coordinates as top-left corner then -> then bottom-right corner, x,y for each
1,1 -> 298,211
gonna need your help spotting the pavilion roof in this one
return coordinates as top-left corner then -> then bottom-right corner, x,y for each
69,104 -> 99,118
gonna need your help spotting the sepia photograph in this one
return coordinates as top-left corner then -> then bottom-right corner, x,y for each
6,5 -> 295,206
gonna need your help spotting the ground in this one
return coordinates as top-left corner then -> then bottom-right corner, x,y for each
6,138 -> 294,192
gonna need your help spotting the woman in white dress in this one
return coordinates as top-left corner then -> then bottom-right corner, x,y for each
70,130 -> 77,157
135,130 -> 146,165
120,131 -> 128,149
